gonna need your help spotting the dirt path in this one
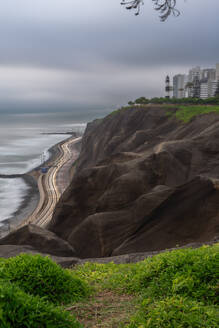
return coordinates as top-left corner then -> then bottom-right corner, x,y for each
66,291 -> 136,328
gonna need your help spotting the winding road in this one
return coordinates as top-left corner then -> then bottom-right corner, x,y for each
21,137 -> 81,228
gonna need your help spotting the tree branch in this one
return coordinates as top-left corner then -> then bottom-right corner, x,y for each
153,0 -> 180,21
121,0 -> 180,20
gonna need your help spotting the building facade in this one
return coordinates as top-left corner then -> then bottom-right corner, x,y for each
172,63 -> 219,98
200,78 -> 209,99
202,69 -> 216,80
216,63 -> 219,80
208,80 -> 218,97
173,74 -> 188,98
188,66 -> 201,83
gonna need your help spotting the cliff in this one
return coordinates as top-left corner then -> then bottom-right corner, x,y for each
1,105 -> 219,261
46,105 -> 219,258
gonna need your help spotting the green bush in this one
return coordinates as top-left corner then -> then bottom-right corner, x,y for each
73,245 -> 218,303
131,246 -> 218,303
129,296 -> 219,328
74,244 -> 219,327
130,96 -> 219,106
1,254 -> 89,304
0,281 -> 82,328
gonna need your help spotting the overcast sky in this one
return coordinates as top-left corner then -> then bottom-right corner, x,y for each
0,0 -> 219,115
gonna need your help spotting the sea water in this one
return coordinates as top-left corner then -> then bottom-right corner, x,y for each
0,112 -> 86,225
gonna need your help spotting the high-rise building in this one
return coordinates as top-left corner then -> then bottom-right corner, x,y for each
208,80 -> 218,97
200,78 -> 209,99
193,76 -> 201,98
173,74 -> 188,98
187,67 -> 202,98
172,63 -> 219,99
188,66 -> 201,82
202,69 -> 216,81
215,80 -> 219,97
216,63 -> 219,80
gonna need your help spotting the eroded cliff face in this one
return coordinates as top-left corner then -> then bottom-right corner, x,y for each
48,106 -> 219,258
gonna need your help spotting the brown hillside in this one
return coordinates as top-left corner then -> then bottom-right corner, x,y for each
47,106 -> 219,258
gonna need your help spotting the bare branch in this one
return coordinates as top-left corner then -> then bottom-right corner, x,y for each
120,0 -> 144,16
121,0 -> 180,20
153,0 -> 180,21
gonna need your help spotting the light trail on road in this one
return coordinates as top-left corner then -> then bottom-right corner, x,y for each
20,137 -> 81,228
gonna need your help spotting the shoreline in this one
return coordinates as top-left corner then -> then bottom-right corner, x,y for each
0,134 -> 77,238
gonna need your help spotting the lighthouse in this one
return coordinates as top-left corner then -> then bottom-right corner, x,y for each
165,75 -> 171,98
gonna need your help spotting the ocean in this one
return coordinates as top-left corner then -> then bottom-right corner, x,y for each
0,112 -> 86,226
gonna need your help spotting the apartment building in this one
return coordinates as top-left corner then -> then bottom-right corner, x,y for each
200,78 -> 208,99
172,63 -> 219,98
188,66 -> 201,82
202,68 -> 216,80
216,63 -> 219,80
208,80 -> 218,97
173,74 -> 188,98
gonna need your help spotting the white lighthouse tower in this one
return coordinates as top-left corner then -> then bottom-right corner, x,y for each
165,75 -> 171,98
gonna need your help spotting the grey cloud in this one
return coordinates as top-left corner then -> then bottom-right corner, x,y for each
0,0 -> 219,113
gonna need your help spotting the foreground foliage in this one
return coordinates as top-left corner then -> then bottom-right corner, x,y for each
1,254 -> 89,305
129,296 -> 219,328
0,254 -> 89,327
0,245 -> 218,327
73,244 -> 219,327
0,282 -> 82,328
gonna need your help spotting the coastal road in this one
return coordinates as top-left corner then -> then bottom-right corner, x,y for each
21,137 -> 81,228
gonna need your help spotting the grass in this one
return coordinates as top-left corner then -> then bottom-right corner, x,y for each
0,245 -> 218,327
0,254 -> 89,327
0,281 -> 82,328
129,296 -> 219,328
166,105 -> 219,122
72,244 -> 219,327
108,104 -> 219,123
0,254 -> 90,305
107,106 -> 131,117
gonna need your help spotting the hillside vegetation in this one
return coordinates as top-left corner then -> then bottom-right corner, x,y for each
0,245 -> 218,327
110,104 -> 219,123
166,105 -> 219,122
130,96 -> 219,106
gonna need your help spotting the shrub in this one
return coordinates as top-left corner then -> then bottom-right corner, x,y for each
132,245 -> 218,303
0,281 -> 82,328
1,254 -> 89,304
73,245 -> 218,302
129,296 -> 219,328
74,244 -> 219,327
